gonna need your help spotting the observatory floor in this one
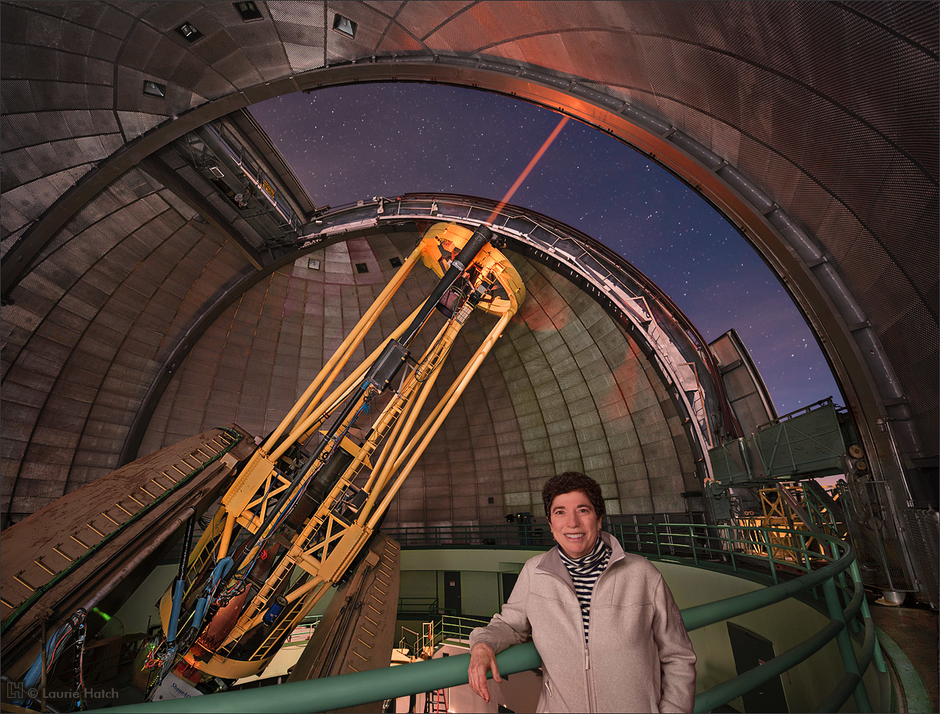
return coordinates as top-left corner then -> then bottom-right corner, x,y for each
869,595 -> 938,712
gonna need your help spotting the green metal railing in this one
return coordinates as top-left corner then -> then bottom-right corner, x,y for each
397,596 -> 443,620
99,523 -> 887,714
387,522 -> 555,549
283,614 -> 322,645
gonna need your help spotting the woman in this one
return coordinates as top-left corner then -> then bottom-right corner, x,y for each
468,472 -> 696,713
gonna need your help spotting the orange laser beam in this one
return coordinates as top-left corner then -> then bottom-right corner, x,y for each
486,115 -> 570,223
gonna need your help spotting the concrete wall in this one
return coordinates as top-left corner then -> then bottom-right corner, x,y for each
399,548 -> 543,622
100,563 -> 177,638
460,571 -> 500,619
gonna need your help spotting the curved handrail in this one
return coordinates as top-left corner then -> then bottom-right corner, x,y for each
679,527 -> 852,631
93,523 -> 885,714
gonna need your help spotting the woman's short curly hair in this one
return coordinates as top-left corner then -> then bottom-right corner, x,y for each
541,471 -> 605,519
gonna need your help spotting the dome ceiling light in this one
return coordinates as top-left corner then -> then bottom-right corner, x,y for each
234,1 -> 262,22
176,22 -> 203,43
332,14 -> 357,39
142,80 -> 166,99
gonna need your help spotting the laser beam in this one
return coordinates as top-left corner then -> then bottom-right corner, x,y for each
487,115 -> 570,223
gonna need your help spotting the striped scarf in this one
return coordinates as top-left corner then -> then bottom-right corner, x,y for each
558,535 -> 611,643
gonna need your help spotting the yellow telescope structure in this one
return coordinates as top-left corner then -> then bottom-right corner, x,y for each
154,222 -> 523,683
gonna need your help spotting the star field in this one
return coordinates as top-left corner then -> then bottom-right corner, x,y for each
250,83 -> 841,415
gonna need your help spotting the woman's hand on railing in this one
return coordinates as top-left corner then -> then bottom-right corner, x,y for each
468,642 -> 501,703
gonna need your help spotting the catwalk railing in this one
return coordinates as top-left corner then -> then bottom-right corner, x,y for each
99,523 -> 886,713
396,614 -> 491,663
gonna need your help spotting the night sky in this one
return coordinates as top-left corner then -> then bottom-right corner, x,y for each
250,83 -> 841,416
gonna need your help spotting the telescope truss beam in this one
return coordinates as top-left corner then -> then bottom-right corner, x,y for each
155,223 -> 524,683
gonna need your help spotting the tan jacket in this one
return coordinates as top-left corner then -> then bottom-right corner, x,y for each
470,532 -> 696,713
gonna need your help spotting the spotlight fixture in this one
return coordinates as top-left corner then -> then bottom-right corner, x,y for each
234,1 -> 262,22
176,21 -> 203,42
332,13 -> 357,38
356,263 -> 369,274
389,257 -> 403,268
307,258 -> 321,271
142,80 -> 166,98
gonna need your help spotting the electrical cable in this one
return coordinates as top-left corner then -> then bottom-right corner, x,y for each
15,609 -> 88,708
74,615 -> 87,711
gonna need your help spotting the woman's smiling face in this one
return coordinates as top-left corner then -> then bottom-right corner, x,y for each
549,490 -> 602,559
